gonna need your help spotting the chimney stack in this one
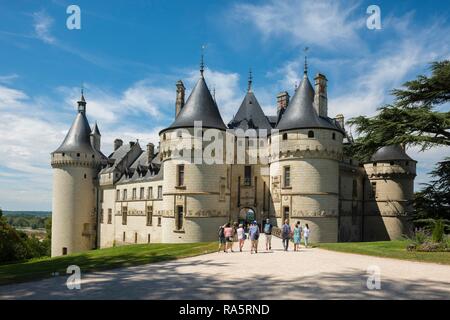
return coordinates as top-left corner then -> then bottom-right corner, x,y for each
114,139 -> 123,151
276,91 -> 290,116
147,142 -> 155,164
314,73 -> 328,117
335,114 -> 344,129
175,80 -> 185,117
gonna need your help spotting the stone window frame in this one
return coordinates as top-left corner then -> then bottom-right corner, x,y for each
146,206 -> 153,226
283,166 -> 291,188
107,208 -> 112,224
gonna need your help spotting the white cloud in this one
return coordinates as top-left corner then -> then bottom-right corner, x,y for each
120,81 -> 173,118
0,85 -> 29,108
0,74 -> 19,84
32,10 -> 55,44
231,0 -> 363,50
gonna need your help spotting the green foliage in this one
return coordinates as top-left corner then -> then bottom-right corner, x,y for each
0,208 -> 51,264
347,60 -> 450,162
413,158 -> 450,221
5,214 -> 49,229
413,229 -> 428,245
432,220 -> 446,243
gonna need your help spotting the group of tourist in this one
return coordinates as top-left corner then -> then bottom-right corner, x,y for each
217,219 -> 310,253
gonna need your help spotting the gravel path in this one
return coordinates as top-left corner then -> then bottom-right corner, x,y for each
1,238 -> 449,300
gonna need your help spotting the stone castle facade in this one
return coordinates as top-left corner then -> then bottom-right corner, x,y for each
50,63 -> 416,257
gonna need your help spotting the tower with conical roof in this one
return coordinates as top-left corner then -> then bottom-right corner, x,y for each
363,145 -> 416,240
50,92 -> 104,256
269,57 -> 345,243
158,55 -> 229,242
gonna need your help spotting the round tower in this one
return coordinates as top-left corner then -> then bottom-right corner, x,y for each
363,145 -> 416,240
270,69 -> 344,243
159,65 -> 229,243
50,92 -> 103,256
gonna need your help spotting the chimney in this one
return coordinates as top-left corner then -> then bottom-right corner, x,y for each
335,114 -> 344,129
114,139 -> 123,151
277,91 -> 290,116
147,143 -> 155,164
314,73 -> 328,117
175,80 -> 185,117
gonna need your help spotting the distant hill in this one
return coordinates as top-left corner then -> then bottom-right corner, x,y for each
3,211 -> 51,217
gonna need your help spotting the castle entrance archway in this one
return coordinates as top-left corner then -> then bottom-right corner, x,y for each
238,207 -> 256,229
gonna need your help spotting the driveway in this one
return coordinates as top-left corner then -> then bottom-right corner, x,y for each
1,238 -> 449,299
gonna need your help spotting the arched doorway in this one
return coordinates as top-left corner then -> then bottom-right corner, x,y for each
239,207 -> 256,230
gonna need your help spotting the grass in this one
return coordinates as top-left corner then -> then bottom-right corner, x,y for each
318,240 -> 450,265
0,242 -> 217,286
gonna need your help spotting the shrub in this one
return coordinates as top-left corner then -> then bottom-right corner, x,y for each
432,219 -> 445,243
413,229 -> 428,244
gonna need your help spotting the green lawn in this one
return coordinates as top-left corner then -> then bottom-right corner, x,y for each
0,242 -> 217,286
318,240 -> 450,265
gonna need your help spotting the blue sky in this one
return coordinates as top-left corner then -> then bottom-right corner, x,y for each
0,0 -> 449,210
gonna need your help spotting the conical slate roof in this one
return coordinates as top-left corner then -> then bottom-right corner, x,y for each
370,145 -> 414,162
276,74 -> 340,132
53,111 -> 96,154
91,122 -> 101,135
161,76 -> 226,133
228,91 -> 272,131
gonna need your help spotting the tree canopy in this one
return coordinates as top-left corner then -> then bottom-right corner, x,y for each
347,60 -> 450,161
414,157 -> 450,221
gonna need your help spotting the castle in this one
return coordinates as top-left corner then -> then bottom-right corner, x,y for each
50,61 -> 416,257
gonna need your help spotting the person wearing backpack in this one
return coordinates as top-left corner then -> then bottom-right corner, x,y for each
224,223 -> 234,253
218,224 -> 226,253
249,221 -> 260,254
263,218 -> 273,251
281,219 -> 291,251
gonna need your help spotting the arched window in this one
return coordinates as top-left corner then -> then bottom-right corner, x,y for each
308,130 -> 314,138
332,132 -> 336,140
163,133 -> 166,141
282,133 -> 288,140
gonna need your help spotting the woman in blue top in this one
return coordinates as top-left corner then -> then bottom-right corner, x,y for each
293,221 -> 301,252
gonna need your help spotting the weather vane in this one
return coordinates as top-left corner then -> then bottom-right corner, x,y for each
248,68 -> 253,92
200,44 -> 207,76
304,46 -> 309,74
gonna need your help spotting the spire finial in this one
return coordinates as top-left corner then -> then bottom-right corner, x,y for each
247,68 -> 253,92
80,83 -> 85,102
200,44 -> 206,76
303,46 -> 309,75
77,83 -> 86,113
